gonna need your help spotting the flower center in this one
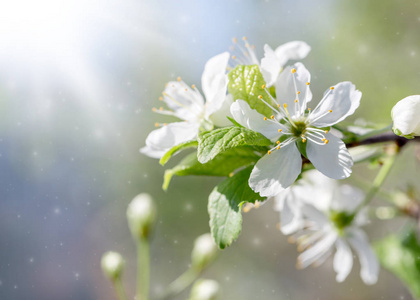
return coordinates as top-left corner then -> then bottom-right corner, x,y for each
290,120 -> 307,138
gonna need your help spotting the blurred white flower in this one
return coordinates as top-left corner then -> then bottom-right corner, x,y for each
101,251 -> 125,281
188,279 -> 220,300
229,37 -> 311,87
275,171 -> 379,285
391,95 -> 420,138
141,52 -> 231,158
231,63 -> 360,197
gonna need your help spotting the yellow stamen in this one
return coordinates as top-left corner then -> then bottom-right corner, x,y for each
276,141 -> 280,144
163,123 -> 167,126
297,91 -> 301,95
159,107 -> 163,111
264,117 -> 267,121
324,130 -> 328,134
258,95 -> 263,99
191,84 -> 196,89
328,110 -> 332,113
232,37 -> 238,43
330,87 -> 334,90
158,97 -> 163,101
294,99 -> 298,103
277,104 -> 281,108
276,146 -> 280,150
322,138 -> 326,142
152,107 -> 157,112
302,138 -> 306,143
229,172 -> 234,177
261,84 -> 266,89
185,88 -> 188,91
270,115 -> 274,119
268,150 -> 272,155
325,140 -> 329,144
242,36 -> 248,41
306,82 -> 310,85
283,103 -> 288,108
278,129 -> 283,133
291,68 -> 296,73
232,55 -> 236,59
154,122 -> 159,127
177,76 -> 181,82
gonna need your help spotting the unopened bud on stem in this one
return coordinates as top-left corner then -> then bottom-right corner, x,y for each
127,193 -> 157,240
188,279 -> 220,300
391,95 -> 420,139
101,251 -> 125,281
191,233 -> 217,271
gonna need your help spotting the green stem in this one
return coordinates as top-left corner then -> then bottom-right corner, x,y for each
356,149 -> 398,212
112,278 -> 128,300
158,268 -> 200,300
137,237 -> 150,300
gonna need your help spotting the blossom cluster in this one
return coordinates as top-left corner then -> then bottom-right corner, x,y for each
141,37 -> 420,286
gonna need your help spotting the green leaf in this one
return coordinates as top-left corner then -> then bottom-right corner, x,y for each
375,229 -> 420,298
163,148 -> 260,190
159,140 -> 198,166
208,166 -> 265,249
198,126 -> 271,164
228,64 -> 272,117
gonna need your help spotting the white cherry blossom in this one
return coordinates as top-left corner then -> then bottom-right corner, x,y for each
229,37 -> 311,87
231,62 -> 361,197
391,95 -> 420,138
274,171 -> 379,285
141,52 -> 231,158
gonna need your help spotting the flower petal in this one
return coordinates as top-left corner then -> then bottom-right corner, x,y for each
163,81 -> 205,121
275,63 -> 312,116
274,41 -> 311,66
260,44 -> 282,87
309,81 -> 361,127
298,231 -> 337,269
306,132 -> 353,179
347,228 -> 379,285
333,238 -> 353,282
249,143 -> 302,197
209,94 -> 234,127
391,95 -> 420,136
202,52 -> 230,117
275,189 -> 305,235
230,100 -> 286,140
142,122 -> 200,159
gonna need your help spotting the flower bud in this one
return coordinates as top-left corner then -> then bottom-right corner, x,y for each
191,233 -> 217,271
391,95 -> 420,138
101,251 -> 125,281
188,279 -> 220,300
127,193 -> 157,240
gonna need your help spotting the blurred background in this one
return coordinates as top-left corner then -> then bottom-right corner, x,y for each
0,0 -> 420,299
